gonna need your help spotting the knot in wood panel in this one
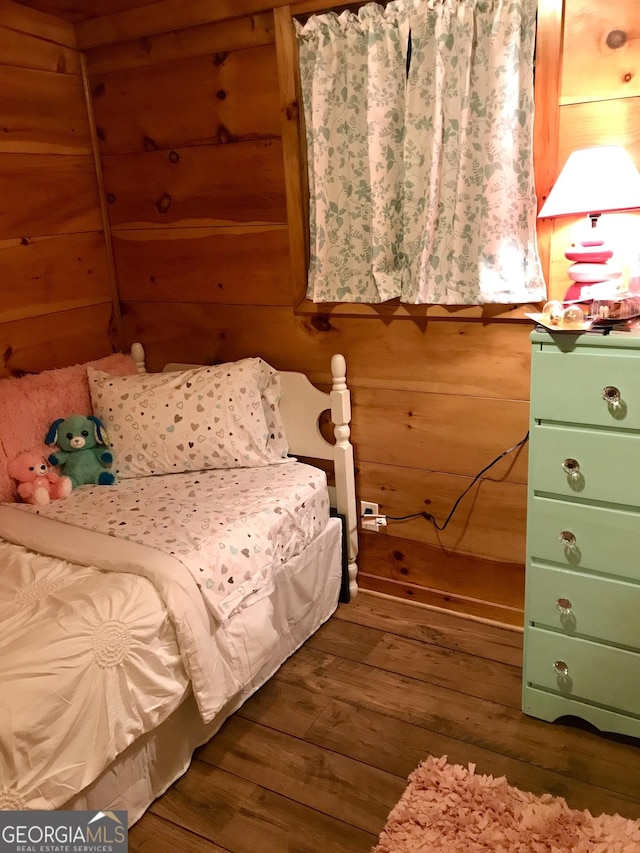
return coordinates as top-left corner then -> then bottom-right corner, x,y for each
606,29 -> 627,49
285,101 -> 299,122
212,52 -> 228,66
155,194 -> 172,214
168,150 -> 180,164
93,82 -> 105,98
96,127 -> 106,141
216,90 -> 227,100
143,136 -> 159,151
311,315 -> 334,332
217,125 -> 235,144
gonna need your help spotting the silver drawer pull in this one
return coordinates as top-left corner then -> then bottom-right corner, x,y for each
553,660 -> 569,677
602,385 -> 621,406
556,597 -> 573,615
559,530 -> 576,548
562,458 -> 580,476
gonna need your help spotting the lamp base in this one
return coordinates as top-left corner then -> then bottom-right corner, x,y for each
567,261 -> 622,284
564,279 -> 625,302
563,234 -> 622,301
565,247 -> 613,263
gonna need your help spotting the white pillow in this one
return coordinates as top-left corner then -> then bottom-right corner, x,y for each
88,358 -> 289,479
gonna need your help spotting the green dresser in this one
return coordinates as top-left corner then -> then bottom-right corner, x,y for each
523,329 -> 640,737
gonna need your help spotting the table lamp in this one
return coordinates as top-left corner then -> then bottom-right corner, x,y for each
538,146 -> 640,301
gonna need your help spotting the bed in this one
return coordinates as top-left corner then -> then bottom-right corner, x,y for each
0,344 -> 357,824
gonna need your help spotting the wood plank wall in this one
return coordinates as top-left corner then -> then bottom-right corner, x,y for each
77,0 -> 639,626
3,0 -> 637,625
0,1 -> 119,377
80,6 -> 531,627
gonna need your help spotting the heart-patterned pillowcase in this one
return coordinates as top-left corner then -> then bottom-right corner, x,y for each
88,358 -> 290,479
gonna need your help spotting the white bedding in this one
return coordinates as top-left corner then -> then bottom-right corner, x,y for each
4,461 -> 329,621
0,462 -> 335,812
62,517 -> 343,825
0,540 -> 189,810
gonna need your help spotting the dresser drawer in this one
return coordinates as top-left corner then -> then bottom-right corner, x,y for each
525,627 -> 640,715
531,347 -> 640,429
526,564 -> 640,648
527,496 -> 640,581
530,424 -> 640,506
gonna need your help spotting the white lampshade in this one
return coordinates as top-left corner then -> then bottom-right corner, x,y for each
539,146 -> 640,219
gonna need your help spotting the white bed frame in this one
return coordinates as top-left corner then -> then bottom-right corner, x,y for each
56,344 -> 358,823
129,343 -> 358,599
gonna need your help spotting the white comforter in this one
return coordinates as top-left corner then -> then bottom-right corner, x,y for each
0,540 -> 190,810
0,462 -> 330,810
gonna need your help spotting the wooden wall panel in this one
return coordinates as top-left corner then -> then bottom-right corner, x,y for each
0,25 -> 80,73
358,536 -> 524,627
14,0 -> 159,24
560,0 -> 640,105
91,45 -> 280,155
74,0 -> 296,49
0,304 -> 116,378
0,66 -> 92,155
0,153 -> 102,239
351,389 -> 529,482
113,226 -> 291,304
120,302 -> 532,399
274,6 -> 308,300
102,140 -> 287,229
356,462 -> 527,563
557,97 -> 640,167
85,13 -> 275,75
0,0 -> 75,46
0,233 -> 112,321
533,0 -> 564,288
0,10 -> 117,369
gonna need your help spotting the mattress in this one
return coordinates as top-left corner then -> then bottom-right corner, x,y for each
0,462 -> 337,813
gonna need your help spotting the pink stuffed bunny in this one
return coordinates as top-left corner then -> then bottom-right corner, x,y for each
8,449 -> 72,506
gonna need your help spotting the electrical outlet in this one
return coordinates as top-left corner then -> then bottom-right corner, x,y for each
361,500 -> 379,532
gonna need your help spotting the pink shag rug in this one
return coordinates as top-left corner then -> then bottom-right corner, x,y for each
373,755 -> 640,853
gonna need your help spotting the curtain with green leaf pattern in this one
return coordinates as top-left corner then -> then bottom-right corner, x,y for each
296,0 -> 546,305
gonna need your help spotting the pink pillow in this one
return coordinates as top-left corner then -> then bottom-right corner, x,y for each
0,353 -> 138,503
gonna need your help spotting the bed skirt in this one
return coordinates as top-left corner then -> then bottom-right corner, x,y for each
60,516 -> 343,825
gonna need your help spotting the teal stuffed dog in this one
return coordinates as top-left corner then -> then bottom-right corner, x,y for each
46,415 -> 116,489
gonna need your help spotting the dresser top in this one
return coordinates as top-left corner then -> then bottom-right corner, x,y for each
531,329 -> 640,352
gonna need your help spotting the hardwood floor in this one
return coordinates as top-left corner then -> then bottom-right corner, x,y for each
129,592 -> 640,852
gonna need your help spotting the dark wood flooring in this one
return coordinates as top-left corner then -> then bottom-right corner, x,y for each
129,592 -> 640,852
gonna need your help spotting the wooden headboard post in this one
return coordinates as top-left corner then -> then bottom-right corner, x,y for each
130,341 -> 146,373
330,354 -> 358,600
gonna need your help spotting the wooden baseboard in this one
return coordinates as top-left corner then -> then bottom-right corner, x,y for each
357,574 -> 524,630
355,587 -> 524,633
